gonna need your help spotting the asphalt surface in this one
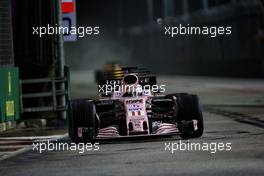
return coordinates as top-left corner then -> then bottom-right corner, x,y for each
0,75 -> 264,176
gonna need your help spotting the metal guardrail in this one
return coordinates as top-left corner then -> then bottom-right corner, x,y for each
20,77 -> 68,113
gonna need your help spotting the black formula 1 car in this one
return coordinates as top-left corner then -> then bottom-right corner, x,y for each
68,67 -> 204,143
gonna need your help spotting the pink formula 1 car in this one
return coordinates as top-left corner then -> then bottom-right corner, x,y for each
68,67 -> 204,143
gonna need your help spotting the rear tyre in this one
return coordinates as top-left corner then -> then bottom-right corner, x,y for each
68,99 -> 98,143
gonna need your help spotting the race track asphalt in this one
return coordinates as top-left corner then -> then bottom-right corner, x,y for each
0,75 -> 263,176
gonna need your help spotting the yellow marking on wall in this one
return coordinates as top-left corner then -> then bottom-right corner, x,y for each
6,100 -> 15,116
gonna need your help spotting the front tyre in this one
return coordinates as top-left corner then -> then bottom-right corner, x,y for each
68,99 -> 98,143
167,93 -> 204,138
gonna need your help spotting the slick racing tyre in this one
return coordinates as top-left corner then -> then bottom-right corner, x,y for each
166,93 -> 204,138
68,99 -> 98,143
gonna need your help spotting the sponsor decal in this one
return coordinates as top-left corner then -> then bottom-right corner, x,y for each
126,99 -> 143,104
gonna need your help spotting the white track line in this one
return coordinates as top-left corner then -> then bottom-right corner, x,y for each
0,133 -> 68,161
